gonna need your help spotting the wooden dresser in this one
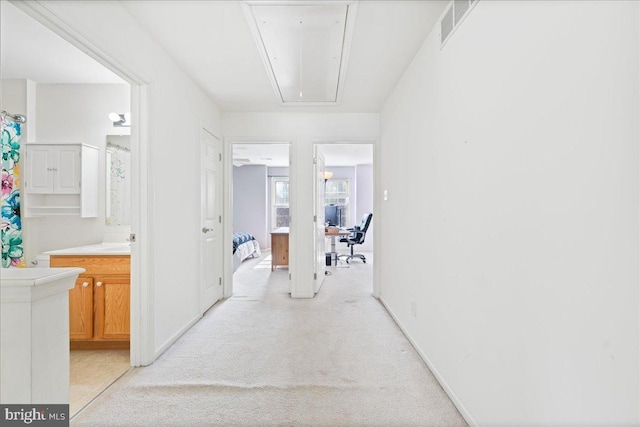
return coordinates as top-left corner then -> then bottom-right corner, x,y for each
50,255 -> 130,350
270,227 -> 289,271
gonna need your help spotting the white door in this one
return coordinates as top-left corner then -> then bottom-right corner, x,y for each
54,145 -> 81,194
25,146 -> 54,193
200,129 -> 223,312
313,146 -> 326,293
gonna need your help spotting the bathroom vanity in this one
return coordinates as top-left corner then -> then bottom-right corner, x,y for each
46,244 -> 131,350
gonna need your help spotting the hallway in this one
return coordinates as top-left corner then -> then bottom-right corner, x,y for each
72,252 -> 466,426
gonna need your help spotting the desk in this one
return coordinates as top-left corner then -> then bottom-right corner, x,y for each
270,227 -> 351,271
270,227 -> 289,271
326,228 -> 350,266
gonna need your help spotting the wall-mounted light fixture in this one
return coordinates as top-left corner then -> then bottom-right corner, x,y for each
108,112 -> 131,127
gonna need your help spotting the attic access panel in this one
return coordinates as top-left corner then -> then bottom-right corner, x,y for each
247,2 -> 354,104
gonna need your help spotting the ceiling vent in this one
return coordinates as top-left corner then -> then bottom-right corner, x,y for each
243,1 -> 358,105
441,0 -> 478,47
454,0 -> 470,24
440,5 -> 454,44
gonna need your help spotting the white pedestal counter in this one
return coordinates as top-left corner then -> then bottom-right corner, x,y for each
0,267 -> 84,404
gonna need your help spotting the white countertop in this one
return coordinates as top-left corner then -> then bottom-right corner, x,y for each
1,267 -> 86,302
1,267 -> 86,287
43,243 -> 131,256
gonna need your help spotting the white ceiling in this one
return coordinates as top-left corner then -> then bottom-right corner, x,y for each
233,143 -> 372,167
0,1 -> 124,84
321,143 -> 373,167
122,0 -> 447,112
233,143 -> 291,167
1,0 -> 447,113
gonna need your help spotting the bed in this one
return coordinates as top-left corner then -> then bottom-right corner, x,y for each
233,232 -> 261,272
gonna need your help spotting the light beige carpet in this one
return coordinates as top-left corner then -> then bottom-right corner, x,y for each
72,252 -> 466,426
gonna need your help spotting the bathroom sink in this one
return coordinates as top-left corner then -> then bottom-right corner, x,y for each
97,246 -> 130,253
44,243 -> 131,256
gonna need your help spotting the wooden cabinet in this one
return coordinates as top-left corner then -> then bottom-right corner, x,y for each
95,275 -> 130,340
69,277 -> 94,340
270,227 -> 289,271
51,255 -> 130,349
24,144 -> 99,217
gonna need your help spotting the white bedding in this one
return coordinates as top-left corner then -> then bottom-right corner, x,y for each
233,239 -> 261,272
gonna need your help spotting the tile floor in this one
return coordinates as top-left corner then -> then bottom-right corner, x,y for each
69,349 -> 130,418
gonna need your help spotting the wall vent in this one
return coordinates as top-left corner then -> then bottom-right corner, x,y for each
441,0 -> 478,48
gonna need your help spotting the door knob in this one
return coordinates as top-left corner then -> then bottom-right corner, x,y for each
202,227 -> 214,233
96,281 -> 103,287
82,282 -> 89,288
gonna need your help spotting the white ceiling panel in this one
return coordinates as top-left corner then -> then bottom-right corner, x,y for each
248,3 -> 351,103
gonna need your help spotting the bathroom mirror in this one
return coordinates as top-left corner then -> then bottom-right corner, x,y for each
105,135 -> 131,226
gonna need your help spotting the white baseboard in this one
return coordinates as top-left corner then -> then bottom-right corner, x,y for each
153,313 -> 203,360
379,296 -> 479,427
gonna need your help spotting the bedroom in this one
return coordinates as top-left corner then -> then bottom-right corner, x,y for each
232,142 -> 374,293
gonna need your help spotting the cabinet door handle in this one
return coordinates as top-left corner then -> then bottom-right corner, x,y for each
96,281 -> 103,287
82,282 -> 89,287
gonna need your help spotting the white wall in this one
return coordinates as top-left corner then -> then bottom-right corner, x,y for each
21,83 -> 129,262
22,1 -> 223,361
379,1 -> 639,425
223,113 -> 378,298
233,165 -> 268,248
355,164 -> 373,252
1,79 -> 36,143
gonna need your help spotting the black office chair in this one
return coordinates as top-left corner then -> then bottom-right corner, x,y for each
338,213 -> 373,263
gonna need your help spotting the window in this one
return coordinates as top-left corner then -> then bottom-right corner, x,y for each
271,177 -> 290,229
325,179 -> 349,226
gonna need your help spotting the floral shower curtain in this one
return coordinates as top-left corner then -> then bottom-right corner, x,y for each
1,118 -> 25,268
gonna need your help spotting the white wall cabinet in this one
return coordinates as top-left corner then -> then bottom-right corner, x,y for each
24,144 -> 99,217
25,145 -> 82,194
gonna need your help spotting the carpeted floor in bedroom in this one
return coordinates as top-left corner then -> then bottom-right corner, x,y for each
72,250 -> 467,426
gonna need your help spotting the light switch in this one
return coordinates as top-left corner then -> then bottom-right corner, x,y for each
383,190 -> 388,201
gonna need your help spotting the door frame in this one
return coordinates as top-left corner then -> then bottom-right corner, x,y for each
200,126 -> 224,312
13,1 -> 154,365
224,139 -> 293,298
313,140 -> 379,298
312,145 -> 326,293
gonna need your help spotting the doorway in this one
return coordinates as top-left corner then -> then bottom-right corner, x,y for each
0,0 -> 149,417
313,143 -> 375,293
228,142 -> 292,297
